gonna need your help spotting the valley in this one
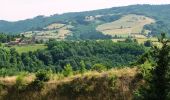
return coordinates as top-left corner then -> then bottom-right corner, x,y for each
0,4 -> 170,100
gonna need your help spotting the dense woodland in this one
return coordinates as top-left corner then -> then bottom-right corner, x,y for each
0,40 -> 145,76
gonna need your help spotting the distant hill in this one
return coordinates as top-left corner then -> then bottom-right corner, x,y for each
0,4 -> 170,39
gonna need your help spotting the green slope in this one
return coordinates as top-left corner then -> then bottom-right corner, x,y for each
0,4 -> 170,37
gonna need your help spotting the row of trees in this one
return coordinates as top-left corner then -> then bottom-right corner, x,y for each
0,33 -> 20,43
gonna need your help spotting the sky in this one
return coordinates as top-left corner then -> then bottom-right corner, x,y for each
0,0 -> 170,21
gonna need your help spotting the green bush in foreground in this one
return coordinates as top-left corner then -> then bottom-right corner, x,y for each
15,72 -> 29,91
80,60 -> 87,74
27,69 -> 51,91
35,69 -> 51,82
62,64 -> 73,77
92,64 -> 107,72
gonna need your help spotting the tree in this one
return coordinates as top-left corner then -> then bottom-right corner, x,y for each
92,64 -> 107,72
125,38 -> 134,43
62,64 -> 73,77
80,60 -> 86,74
35,69 -> 51,82
137,33 -> 170,100
149,33 -> 170,100
144,40 -> 153,47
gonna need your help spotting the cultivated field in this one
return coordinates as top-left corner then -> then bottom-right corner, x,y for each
22,23 -> 73,40
96,14 -> 155,38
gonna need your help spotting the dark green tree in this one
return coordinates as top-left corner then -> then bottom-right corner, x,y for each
137,33 -> 170,100
80,60 -> 86,74
144,40 -> 153,47
150,33 -> 170,100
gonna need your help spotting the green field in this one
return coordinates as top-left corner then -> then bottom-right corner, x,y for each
0,44 -> 48,54
13,44 -> 47,54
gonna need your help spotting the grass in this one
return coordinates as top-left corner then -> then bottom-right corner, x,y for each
22,23 -> 72,40
0,67 -> 140,100
96,14 -> 155,37
0,67 -> 138,85
12,44 -> 47,54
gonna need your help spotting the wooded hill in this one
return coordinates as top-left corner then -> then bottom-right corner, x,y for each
0,5 -> 170,39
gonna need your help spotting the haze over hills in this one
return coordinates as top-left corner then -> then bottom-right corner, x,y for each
0,4 -> 170,39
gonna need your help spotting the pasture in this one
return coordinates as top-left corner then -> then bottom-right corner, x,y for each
96,14 -> 155,38
12,44 -> 47,54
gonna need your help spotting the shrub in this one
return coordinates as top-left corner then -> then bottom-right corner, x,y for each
80,60 -> 87,74
108,75 -> 117,90
29,79 -> 44,91
35,69 -> 51,82
27,69 -> 51,90
15,73 -> 28,91
144,40 -> 153,47
92,64 -> 107,72
62,64 -> 73,77
0,68 -> 18,77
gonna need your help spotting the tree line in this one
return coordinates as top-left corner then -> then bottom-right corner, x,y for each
0,40 -> 146,76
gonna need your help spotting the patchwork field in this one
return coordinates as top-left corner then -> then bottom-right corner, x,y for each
96,14 -> 155,38
22,23 -> 73,40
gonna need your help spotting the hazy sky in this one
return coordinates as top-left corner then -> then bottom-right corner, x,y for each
0,0 -> 170,21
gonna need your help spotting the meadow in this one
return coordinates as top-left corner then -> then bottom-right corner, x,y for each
13,44 -> 47,54
96,14 -> 155,37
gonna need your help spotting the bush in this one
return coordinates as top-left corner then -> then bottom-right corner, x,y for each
27,69 -> 51,91
0,68 -> 18,77
35,69 -> 51,82
15,73 -> 28,91
144,40 -> 153,47
80,60 -> 87,74
92,64 -> 107,72
62,64 -> 73,77
108,75 -> 117,90
29,79 -> 44,91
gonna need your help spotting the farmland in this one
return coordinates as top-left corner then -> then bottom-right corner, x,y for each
96,14 -> 155,38
22,23 -> 73,41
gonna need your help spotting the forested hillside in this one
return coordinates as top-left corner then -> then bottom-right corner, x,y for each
0,5 -> 170,38
0,40 -> 145,76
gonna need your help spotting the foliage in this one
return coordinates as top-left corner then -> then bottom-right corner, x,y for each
1,5 -> 170,38
27,69 -> 51,91
35,69 -> 51,82
62,64 -> 73,77
15,73 -> 28,91
92,64 -> 107,72
108,75 -> 117,90
136,33 -> 170,100
80,60 -> 87,74
0,40 -> 146,76
144,40 -> 153,47
0,33 -> 17,43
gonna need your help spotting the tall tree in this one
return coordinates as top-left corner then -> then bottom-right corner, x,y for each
138,33 -> 170,100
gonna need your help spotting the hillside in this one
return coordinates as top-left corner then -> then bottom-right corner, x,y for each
96,14 -> 155,38
0,67 -> 142,100
0,5 -> 170,39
